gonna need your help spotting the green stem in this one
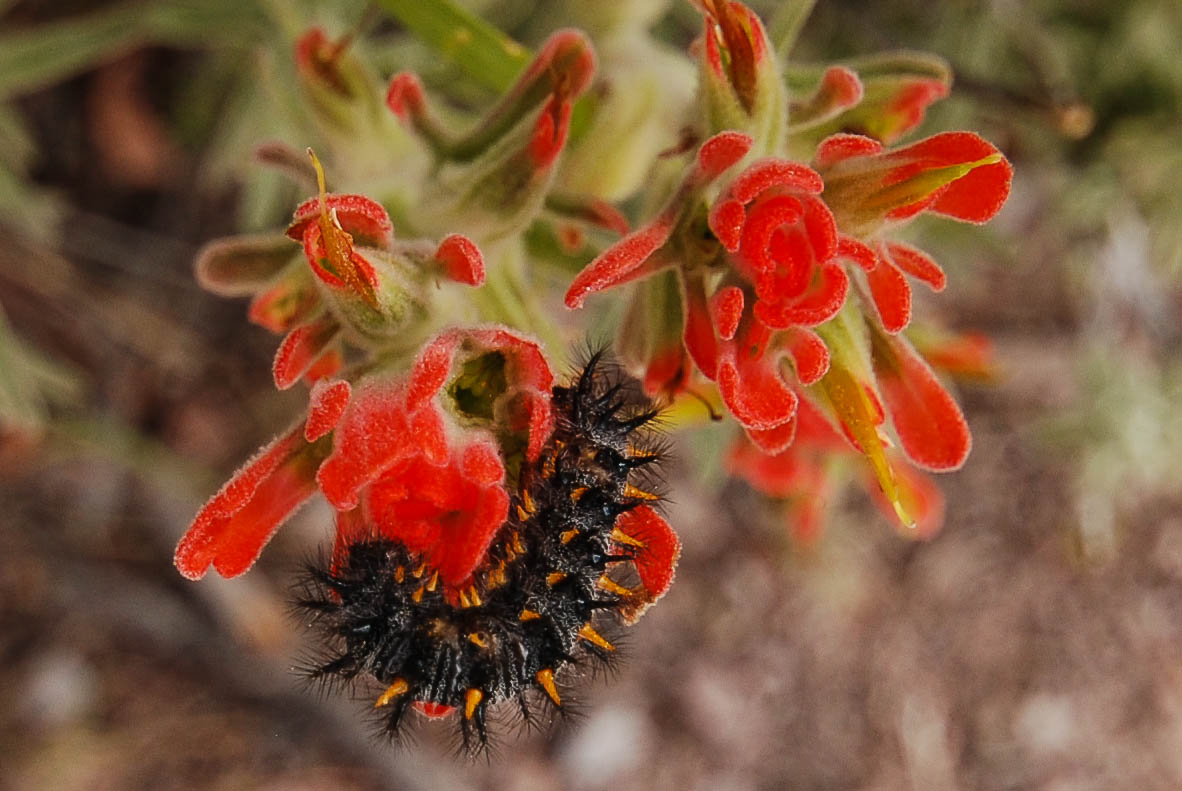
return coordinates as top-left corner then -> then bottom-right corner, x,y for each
768,0 -> 818,62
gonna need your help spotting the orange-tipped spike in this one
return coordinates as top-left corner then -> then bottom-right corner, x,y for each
598,575 -> 636,597
536,669 -> 561,706
611,526 -> 646,548
458,589 -> 472,608
464,688 -> 483,719
468,586 -> 482,607
560,529 -> 579,544
623,483 -> 660,501
394,565 -> 405,583
374,678 -> 409,708
546,571 -> 567,586
412,585 -> 424,603
468,632 -> 488,648
425,571 -> 439,592
520,608 -> 541,621
578,623 -> 615,651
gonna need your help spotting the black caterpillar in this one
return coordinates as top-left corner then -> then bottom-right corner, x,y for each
294,352 -> 672,752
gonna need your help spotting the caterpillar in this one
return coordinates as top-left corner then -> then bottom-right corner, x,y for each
294,351 -> 677,753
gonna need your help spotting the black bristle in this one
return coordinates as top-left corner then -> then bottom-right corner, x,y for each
292,350 -> 668,756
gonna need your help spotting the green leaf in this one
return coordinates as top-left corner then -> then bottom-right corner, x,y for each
373,0 -> 531,94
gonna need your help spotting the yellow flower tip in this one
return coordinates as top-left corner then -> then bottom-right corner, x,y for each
307,147 -> 329,217
891,496 -> 916,531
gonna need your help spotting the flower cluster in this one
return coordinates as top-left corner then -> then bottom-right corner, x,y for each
174,0 -> 1010,751
565,0 -> 1011,534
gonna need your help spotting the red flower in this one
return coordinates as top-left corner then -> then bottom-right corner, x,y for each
566,131 -> 865,452
815,131 -> 1012,334
175,327 -> 553,587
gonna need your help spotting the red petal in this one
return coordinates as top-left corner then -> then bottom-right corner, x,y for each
682,274 -> 720,379
461,439 -> 506,486
717,349 -> 798,430
871,330 -> 971,470
814,133 -> 883,168
316,378 -> 416,510
836,235 -> 879,271
385,71 -> 426,122
410,403 -> 449,466
174,427 -> 318,580
819,65 -> 863,109
305,379 -> 351,442
784,327 -> 829,384
247,274 -> 319,334
407,332 -> 460,411
886,132 -> 1012,223
434,234 -> 485,286
755,262 -> 849,328
616,505 -> 679,623
865,255 -> 912,333
434,484 -> 508,587
528,95 -> 573,170
564,217 -> 674,309
745,416 -> 799,454
884,241 -> 945,291
696,131 -> 754,179
273,316 -> 340,390
288,194 -> 393,249
725,158 -> 824,203
709,286 -> 744,341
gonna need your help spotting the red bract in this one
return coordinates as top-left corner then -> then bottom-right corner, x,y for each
815,131 -> 1011,333
175,327 -> 555,588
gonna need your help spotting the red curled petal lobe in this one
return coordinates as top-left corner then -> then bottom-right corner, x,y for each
407,331 -> 461,411
287,194 -> 393,249
717,350 -> 798,431
727,159 -> 824,204
884,241 -> 945,291
744,415 -> 799,454
870,328 -> 971,470
697,131 -> 754,180
273,316 -> 340,390
305,378 -> 351,442
754,262 -> 848,329
836,235 -> 879,271
814,133 -> 884,169
865,254 -> 912,333
709,286 -> 744,341
385,71 -> 426,122
434,234 -> 485,286
174,426 -> 322,580
784,327 -> 830,385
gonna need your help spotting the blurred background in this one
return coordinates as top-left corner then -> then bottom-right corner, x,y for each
1,0 -> 1181,788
